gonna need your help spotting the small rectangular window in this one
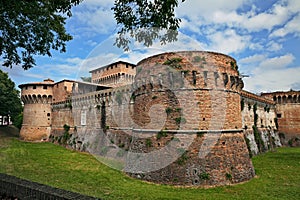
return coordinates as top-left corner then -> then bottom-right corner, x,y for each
43,85 -> 47,90
33,85 -> 36,89
277,113 -> 282,118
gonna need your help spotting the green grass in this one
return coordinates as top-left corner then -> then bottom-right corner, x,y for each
0,137 -> 299,200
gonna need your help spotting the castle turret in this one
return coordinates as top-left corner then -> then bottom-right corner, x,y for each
122,51 -> 255,186
19,79 -> 54,141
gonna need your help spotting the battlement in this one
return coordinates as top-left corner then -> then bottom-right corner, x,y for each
134,51 -> 243,95
261,91 -> 300,104
241,90 -> 275,105
90,61 -> 136,87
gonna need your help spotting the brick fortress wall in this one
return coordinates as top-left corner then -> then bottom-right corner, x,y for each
261,91 -> 300,146
43,51 -> 257,186
241,91 -> 281,155
21,50 -> 297,186
120,51 -> 255,185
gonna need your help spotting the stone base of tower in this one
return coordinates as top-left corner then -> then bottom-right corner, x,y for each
127,131 -> 255,186
20,125 -> 51,141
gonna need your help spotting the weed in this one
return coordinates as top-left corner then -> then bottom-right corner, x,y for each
199,172 -> 210,180
146,138 -> 152,147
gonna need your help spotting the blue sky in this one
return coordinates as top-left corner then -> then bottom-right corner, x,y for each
1,0 -> 300,93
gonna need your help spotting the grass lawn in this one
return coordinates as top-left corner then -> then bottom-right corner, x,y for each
0,136 -> 299,200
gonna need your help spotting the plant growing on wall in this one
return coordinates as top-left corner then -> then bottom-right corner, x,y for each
165,107 -> 173,115
163,57 -> 183,69
146,138 -> 152,147
176,149 -> 189,165
175,117 -> 186,125
115,91 -> 123,105
193,56 -> 206,63
253,103 -> 258,126
225,173 -> 232,180
252,125 -> 265,153
61,124 -> 71,145
157,130 -> 168,140
244,135 -> 253,158
230,61 -> 239,71
199,172 -> 210,180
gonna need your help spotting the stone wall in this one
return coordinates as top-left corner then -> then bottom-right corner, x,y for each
241,90 -> 276,130
261,91 -> 300,146
241,91 -> 281,155
0,173 -> 98,200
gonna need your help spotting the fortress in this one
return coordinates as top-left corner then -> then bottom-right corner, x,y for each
19,51 -> 300,186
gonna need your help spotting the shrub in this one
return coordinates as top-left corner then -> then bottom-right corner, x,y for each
157,130 -> 168,140
225,173 -> 232,180
176,150 -> 189,165
146,138 -> 152,147
175,117 -> 186,125
199,172 -> 210,180
165,107 -> 172,115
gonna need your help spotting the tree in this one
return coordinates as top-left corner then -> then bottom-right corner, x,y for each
112,0 -> 185,51
0,0 -> 82,70
0,69 -> 22,125
80,76 -> 91,82
1,0 -> 184,69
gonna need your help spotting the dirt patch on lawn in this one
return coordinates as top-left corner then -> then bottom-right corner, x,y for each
0,125 -> 19,147
0,126 -> 19,137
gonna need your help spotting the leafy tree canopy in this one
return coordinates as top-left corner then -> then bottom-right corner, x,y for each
112,0 -> 185,51
0,0 -> 184,70
0,69 -> 22,123
80,76 -> 91,82
0,0 -> 82,70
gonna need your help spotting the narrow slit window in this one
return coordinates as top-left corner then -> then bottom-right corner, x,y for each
192,71 -> 197,85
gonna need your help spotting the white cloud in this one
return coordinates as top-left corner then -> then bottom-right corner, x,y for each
239,54 -> 266,64
177,0 -> 247,19
242,53 -> 298,92
66,57 -> 83,65
73,8 -> 116,35
244,66 -> 300,92
266,41 -> 283,51
79,0 -> 114,9
178,0 -> 293,32
259,54 -> 294,69
206,29 -> 251,54
270,14 -> 300,38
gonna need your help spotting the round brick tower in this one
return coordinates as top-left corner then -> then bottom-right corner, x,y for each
126,51 -> 254,186
19,79 -> 54,141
